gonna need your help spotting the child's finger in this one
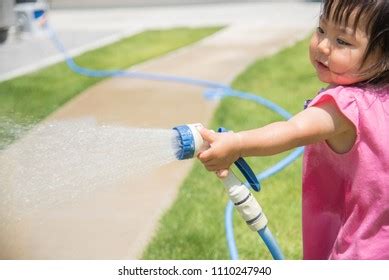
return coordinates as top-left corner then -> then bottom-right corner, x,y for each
197,148 -> 213,161
204,164 -> 218,172
216,169 -> 229,178
199,127 -> 216,143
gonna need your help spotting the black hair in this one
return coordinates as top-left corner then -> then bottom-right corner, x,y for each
321,0 -> 389,86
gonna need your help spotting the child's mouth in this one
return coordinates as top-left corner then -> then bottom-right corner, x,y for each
316,60 -> 329,71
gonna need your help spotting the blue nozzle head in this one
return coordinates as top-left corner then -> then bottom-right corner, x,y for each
172,123 -> 205,160
173,125 -> 195,160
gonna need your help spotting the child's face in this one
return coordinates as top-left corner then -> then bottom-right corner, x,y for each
309,13 -> 379,85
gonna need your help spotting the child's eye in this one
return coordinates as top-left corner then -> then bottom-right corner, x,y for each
317,27 -> 325,34
336,38 -> 351,46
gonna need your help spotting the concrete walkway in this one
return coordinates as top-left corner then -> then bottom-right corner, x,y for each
1,23 -> 316,259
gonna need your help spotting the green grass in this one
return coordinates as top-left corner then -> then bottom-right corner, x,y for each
142,37 -> 325,260
0,27 -> 222,148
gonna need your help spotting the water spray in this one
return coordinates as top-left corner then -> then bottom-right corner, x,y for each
173,123 -> 284,260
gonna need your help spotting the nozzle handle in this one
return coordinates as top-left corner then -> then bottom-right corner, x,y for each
218,127 -> 261,192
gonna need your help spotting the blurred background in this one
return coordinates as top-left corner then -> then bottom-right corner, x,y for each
0,0 -> 321,81
47,0 -> 319,9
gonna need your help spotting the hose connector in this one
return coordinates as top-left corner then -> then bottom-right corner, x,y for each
222,171 -> 268,231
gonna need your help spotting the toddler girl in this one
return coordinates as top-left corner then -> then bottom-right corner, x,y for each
198,0 -> 389,259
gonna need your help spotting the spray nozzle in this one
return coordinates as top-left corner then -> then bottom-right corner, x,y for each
173,123 -> 207,160
172,124 -> 260,191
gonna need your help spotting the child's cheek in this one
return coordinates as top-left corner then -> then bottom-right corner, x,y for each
309,34 -> 319,61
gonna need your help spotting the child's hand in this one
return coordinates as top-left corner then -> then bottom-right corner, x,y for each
197,127 -> 242,177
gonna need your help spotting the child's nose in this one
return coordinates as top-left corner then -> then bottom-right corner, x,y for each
317,37 -> 331,56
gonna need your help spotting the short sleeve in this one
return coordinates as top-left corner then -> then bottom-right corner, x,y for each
307,86 -> 360,133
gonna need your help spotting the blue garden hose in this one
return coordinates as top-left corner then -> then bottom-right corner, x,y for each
259,227 -> 285,260
45,23 -> 304,259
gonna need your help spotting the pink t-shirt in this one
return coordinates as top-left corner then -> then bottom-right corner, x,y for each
302,85 -> 389,260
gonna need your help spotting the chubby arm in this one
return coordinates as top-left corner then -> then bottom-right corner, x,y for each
198,99 -> 356,172
239,100 -> 354,156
